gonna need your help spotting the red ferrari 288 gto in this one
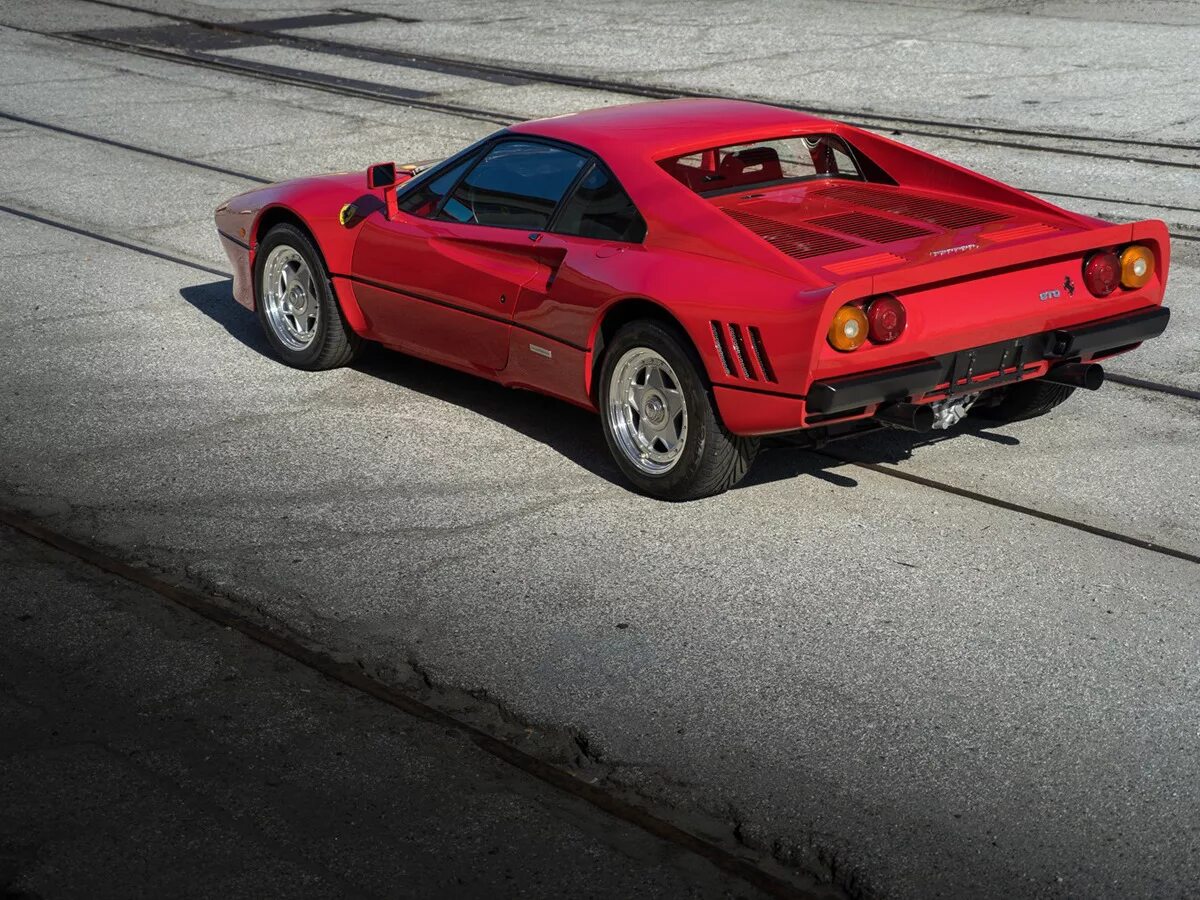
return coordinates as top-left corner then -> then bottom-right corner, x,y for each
215,98 -> 1170,499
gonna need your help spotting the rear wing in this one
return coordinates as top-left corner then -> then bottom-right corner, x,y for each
803,218 -> 1171,387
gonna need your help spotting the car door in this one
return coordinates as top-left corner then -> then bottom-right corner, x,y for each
501,160 -> 650,404
350,139 -> 588,374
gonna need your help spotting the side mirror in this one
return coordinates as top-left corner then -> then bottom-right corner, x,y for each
367,162 -> 397,189
368,162 -> 403,219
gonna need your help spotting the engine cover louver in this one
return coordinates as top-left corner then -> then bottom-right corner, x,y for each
725,208 -> 863,260
807,211 -> 933,244
823,252 -> 907,275
710,321 -> 776,383
980,222 -> 1060,243
811,185 -> 1010,230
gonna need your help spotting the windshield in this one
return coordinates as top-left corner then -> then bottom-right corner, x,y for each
658,134 -> 862,196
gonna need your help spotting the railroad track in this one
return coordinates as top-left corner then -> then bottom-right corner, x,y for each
61,0 -> 1200,170
3,101 -> 1194,401
9,11 -> 1197,242
3,9 -> 1196,896
2,197 -> 1196,571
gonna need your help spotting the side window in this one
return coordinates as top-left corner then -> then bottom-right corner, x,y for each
397,151 -> 479,218
438,141 -> 586,230
554,163 -> 646,242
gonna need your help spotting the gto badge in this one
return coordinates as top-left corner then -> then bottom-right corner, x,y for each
1039,288 -> 1061,302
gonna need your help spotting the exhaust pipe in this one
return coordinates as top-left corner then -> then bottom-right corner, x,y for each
875,402 -> 935,433
1043,362 -> 1104,391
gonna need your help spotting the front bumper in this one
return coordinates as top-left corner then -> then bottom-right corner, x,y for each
806,305 -> 1170,416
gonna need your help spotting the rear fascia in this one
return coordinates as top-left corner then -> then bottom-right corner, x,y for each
805,219 -> 1170,391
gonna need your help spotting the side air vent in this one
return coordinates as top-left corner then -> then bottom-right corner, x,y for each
710,321 -> 735,376
746,325 -> 776,382
812,185 -> 1010,230
725,208 -> 863,260
710,321 -> 777,383
807,211 -> 933,244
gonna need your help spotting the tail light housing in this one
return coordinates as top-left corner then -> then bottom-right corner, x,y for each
1082,250 -> 1120,297
1119,245 -> 1154,289
828,304 -> 868,352
866,294 -> 906,343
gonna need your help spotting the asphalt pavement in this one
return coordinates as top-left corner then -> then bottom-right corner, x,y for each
1,1 -> 1198,897
0,522 -> 777,899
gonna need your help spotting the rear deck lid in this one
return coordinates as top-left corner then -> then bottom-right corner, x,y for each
712,181 -> 1083,279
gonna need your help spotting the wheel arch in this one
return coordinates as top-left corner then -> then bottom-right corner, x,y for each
252,205 -> 368,335
587,297 -> 709,404
255,206 -> 321,256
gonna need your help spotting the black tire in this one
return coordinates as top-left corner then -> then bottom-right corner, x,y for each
599,320 -> 758,500
977,379 -> 1075,423
254,223 -> 361,370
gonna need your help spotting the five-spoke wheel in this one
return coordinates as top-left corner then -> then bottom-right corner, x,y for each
599,320 -> 758,500
606,347 -> 689,475
254,223 -> 360,370
262,245 -> 320,351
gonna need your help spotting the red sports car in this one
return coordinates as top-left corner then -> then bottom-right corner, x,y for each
215,99 -> 1170,499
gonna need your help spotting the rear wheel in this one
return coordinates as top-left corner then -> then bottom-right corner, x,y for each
600,320 -> 758,500
978,379 -> 1075,423
255,223 -> 361,370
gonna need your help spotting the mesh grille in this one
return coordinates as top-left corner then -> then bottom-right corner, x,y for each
725,208 -> 862,259
811,185 -> 1010,230
807,211 -> 933,244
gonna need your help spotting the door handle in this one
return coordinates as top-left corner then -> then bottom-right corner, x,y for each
527,232 -> 542,242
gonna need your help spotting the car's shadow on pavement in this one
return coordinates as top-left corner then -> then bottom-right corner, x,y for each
182,279 -> 1021,496
181,280 -> 275,358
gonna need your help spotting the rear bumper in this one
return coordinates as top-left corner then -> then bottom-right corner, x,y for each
807,305 -> 1170,415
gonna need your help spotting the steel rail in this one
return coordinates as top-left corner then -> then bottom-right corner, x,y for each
18,29 -> 1199,241
61,0 -> 1200,162
1,116 -> 1195,405
810,450 -> 1200,567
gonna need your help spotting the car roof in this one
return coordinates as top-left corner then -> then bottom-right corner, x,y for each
508,98 -> 836,162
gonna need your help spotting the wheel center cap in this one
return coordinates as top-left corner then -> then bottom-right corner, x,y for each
644,393 -> 667,426
290,291 -> 306,313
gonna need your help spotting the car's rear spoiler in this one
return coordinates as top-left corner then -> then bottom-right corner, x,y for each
803,218 -> 1170,376
849,219 -> 1168,300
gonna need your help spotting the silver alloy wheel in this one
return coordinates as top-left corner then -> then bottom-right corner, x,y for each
607,347 -> 689,475
262,245 -> 320,351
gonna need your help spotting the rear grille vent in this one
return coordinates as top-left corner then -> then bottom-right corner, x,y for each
710,321 -> 776,383
811,185 -> 1010,230
725,209 -> 862,260
807,211 -> 933,244
824,252 -> 907,275
979,222 -> 1060,243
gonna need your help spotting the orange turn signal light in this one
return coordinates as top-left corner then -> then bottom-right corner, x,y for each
1119,245 -> 1154,289
828,304 -> 869,352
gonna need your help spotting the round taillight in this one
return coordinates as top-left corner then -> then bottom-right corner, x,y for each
867,294 -> 907,343
1083,250 -> 1120,297
828,304 -> 869,352
1119,245 -> 1154,289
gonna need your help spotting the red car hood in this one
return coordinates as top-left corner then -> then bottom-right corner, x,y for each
711,180 -> 1087,282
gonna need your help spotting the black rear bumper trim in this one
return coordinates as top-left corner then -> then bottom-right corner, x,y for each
807,305 -> 1170,415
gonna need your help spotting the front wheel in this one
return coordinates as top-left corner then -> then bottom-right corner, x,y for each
600,320 -> 758,500
255,223 -> 361,370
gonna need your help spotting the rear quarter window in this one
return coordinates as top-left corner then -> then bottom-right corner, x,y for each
553,162 -> 646,242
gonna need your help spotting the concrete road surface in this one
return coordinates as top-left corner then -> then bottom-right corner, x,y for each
1,1 -> 1198,897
